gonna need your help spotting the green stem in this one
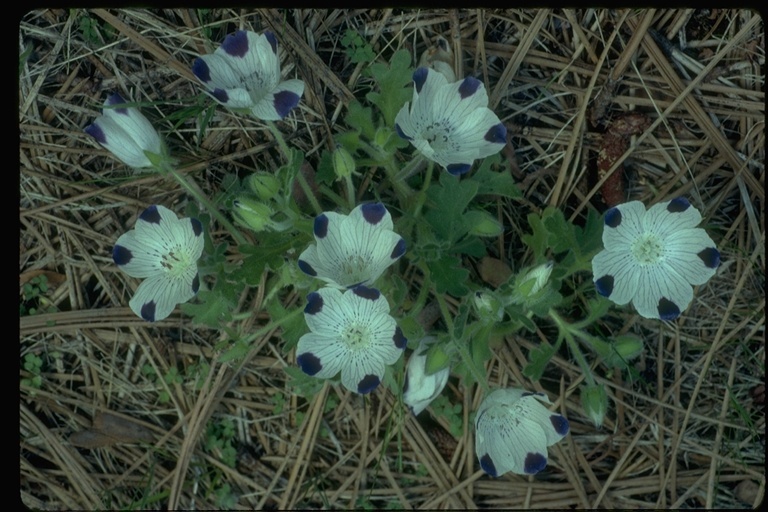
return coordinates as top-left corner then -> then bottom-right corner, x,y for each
435,292 -> 489,392
411,160 -> 434,220
166,166 -> 247,245
343,173 -> 357,209
240,305 -> 304,345
265,121 -> 323,215
549,309 -> 596,386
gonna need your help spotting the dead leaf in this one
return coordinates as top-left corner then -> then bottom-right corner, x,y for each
70,412 -> 154,449
478,257 -> 512,288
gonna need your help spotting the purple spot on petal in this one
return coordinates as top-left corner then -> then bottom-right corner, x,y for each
212,88 -> 229,103
112,245 -> 132,265
140,205 -> 162,224
484,123 -> 506,144
413,67 -> 428,93
480,454 -> 497,477
446,163 -> 471,175
667,197 -> 690,213
550,414 -> 570,436
106,93 -> 127,106
273,90 -> 300,119
264,31 -> 278,53
192,273 -> 200,294
352,285 -> 380,301
393,326 -> 406,349
361,203 -> 386,224
190,218 -> 203,237
297,352 -> 322,375
391,238 -> 406,259
524,452 -> 547,474
192,58 -> 211,82
395,123 -> 412,140
604,207 -> 622,227
304,292 -> 323,315
594,275 -> 614,297
458,76 -> 481,99
314,214 -> 329,238
140,301 -> 157,322
357,374 -> 380,394
105,93 -> 129,115
698,247 -> 720,269
84,123 -> 106,144
657,298 -> 680,321
221,30 -> 249,57
298,259 -> 317,276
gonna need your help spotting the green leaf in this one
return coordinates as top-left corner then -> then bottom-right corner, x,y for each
431,255 -> 470,297
397,315 -> 425,347
523,342 -> 557,381
365,49 -> 413,127
424,342 -> 450,375
284,365 -> 324,397
344,101 -> 377,142
180,287 -> 235,328
521,211 -> 549,261
424,171 -> 479,242
469,154 -> 521,198
267,301 -> 307,353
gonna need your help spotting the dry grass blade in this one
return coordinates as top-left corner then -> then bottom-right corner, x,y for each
20,8 -> 764,510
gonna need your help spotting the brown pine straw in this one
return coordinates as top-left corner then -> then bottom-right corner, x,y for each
21,9 -> 764,509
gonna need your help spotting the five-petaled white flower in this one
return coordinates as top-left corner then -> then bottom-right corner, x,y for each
192,30 -> 304,121
298,203 -> 406,289
113,205 -> 204,322
84,93 -> 166,169
403,336 -> 450,416
592,197 -> 720,320
296,286 -> 407,394
395,67 -> 506,175
475,388 -> 570,477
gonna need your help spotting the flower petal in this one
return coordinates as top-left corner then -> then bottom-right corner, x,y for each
592,248 -> 640,305
128,272 -> 196,322
249,79 -> 305,120
601,201 -> 646,252
101,94 -> 163,157
216,31 -> 280,92
664,228 -> 719,285
296,332 -> 346,379
87,118 -> 151,169
631,263 -> 693,320
475,399 -> 550,476
644,197 -> 703,237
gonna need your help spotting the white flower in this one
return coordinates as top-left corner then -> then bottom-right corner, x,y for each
192,30 -> 304,121
475,388 -> 570,477
592,197 -> 720,320
297,203 -> 406,288
113,205 -> 204,321
84,93 -> 165,169
394,67 -> 506,175
296,286 -> 407,394
403,337 -> 450,416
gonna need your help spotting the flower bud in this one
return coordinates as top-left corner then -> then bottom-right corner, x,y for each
466,210 -> 503,237
232,197 -> 274,232
403,337 -> 450,416
604,334 -> 644,368
84,93 -> 170,170
580,383 -> 608,428
247,172 -> 281,201
520,261 -> 554,297
473,290 -> 504,323
332,146 -> 356,180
